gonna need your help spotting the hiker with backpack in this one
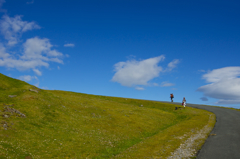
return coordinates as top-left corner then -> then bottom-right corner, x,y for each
170,93 -> 174,102
182,97 -> 186,108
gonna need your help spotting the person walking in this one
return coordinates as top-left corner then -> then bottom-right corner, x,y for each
182,97 -> 186,108
170,94 -> 174,102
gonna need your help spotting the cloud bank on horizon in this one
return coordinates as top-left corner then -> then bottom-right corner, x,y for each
111,55 -> 179,90
198,67 -> 240,104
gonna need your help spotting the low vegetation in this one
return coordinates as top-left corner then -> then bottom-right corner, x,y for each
0,73 -> 215,158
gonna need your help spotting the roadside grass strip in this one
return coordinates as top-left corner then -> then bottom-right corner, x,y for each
112,108 -> 215,159
0,73 -> 215,158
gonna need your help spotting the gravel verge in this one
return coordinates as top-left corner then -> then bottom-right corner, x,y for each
167,114 -> 215,159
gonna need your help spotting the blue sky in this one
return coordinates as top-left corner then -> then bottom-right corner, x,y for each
0,0 -> 240,108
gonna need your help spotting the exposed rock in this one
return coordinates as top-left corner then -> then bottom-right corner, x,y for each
3,114 -> 9,118
2,121 -> 8,130
139,104 -> 143,107
8,95 -> 17,98
29,89 -> 38,93
4,106 -> 26,118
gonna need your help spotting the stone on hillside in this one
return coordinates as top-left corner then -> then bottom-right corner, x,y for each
3,114 -> 9,118
139,104 -> 143,107
2,121 -> 8,130
8,95 -> 17,98
29,89 -> 38,93
4,106 -> 26,118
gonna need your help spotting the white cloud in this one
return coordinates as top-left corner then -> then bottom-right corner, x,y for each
160,81 -> 175,87
64,43 -> 75,47
0,43 -> 9,58
21,37 -> 63,65
135,86 -> 145,90
0,15 -> 40,46
57,66 -> 60,70
197,67 -> 240,104
22,37 -> 62,60
0,37 -> 64,73
166,59 -> 180,71
0,13 -> 66,77
33,68 -> 42,76
0,58 -> 49,70
19,75 -> 37,82
112,55 -> 165,87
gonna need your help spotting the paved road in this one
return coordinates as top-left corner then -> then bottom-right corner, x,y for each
165,102 -> 240,159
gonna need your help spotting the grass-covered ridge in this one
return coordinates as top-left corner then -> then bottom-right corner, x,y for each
0,73 -> 215,158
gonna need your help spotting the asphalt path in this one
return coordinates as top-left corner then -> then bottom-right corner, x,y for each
162,101 -> 240,159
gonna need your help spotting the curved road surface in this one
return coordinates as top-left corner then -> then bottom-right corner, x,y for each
169,102 -> 240,159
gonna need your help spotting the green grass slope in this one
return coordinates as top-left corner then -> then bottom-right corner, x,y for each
0,73 -> 215,159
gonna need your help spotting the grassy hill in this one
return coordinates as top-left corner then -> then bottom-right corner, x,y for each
0,73 -> 215,159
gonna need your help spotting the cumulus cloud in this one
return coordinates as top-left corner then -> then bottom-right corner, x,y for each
64,43 -> 75,47
112,56 -> 180,88
0,37 -> 64,74
0,15 -> 40,46
112,55 -> 165,87
19,75 -> 37,82
197,67 -> 240,104
0,13 -> 66,78
22,37 -> 63,62
160,81 -> 175,87
200,97 -> 208,101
